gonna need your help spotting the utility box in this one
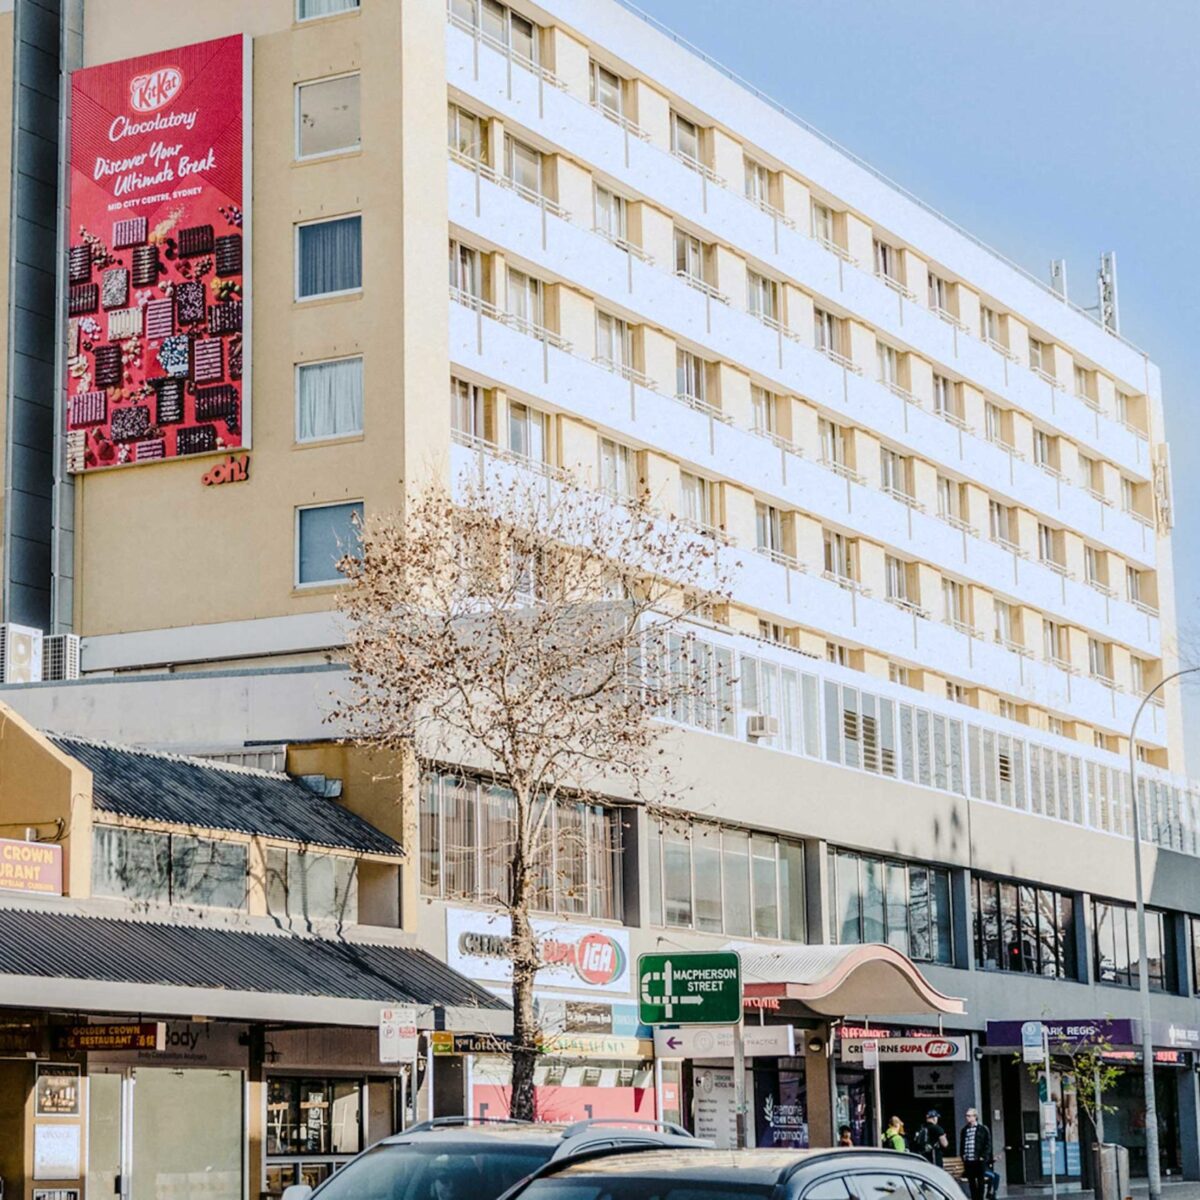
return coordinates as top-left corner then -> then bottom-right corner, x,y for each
1093,1143 -> 1130,1200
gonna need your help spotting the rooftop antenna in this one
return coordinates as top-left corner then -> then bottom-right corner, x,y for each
1098,251 -> 1119,334
1049,259 -> 1068,300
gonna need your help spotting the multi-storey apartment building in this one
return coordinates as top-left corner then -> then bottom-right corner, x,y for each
0,0 -> 1196,1193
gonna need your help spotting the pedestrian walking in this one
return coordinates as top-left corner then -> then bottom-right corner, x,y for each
959,1108 -> 994,1200
911,1109 -> 949,1166
882,1116 -> 906,1151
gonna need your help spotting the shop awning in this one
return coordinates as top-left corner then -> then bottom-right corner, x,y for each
735,943 -> 965,1017
52,735 -> 402,856
0,906 -> 510,1031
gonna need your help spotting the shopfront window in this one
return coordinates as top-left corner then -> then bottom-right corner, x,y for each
829,848 -> 952,964
646,818 -> 804,941
1093,900 -> 1172,991
267,1077 -> 362,1157
974,875 -> 1077,979
420,772 -> 623,921
92,825 -> 247,910
266,847 -> 358,924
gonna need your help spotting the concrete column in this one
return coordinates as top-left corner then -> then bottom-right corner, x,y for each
1008,410 -> 1034,460
636,325 -> 675,395
794,514 -> 824,571
722,483 -> 758,548
839,211 -> 874,267
911,459 -> 939,512
789,399 -> 819,456
961,484 -> 990,534
857,540 -> 887,598
1177,1066 -> 1200,1180
846,320 -> 877,375
543,25 -> 589,100
558,415 -> 599,483
901,248 -> 928,305
908,354 -> 934,405
643,450 -> 681,514
546,284 -> 595,352
783,284 -> 815,346
1002,314 -> 1030,364
804,1030 -> 835,1147
712,244 -> 747,308
708,126 -> 743,186
717,364 -> 753,429
549,155 -> 593,227
847,429 -> 881,489
1062,531 -> 1086,580
627,78 -> 670,149
960,383 -> 986,432
778,173 -> 810,227
804,838 -> 830,943
625,806 -> 650,928
956,283 -> 982,336
1094,372 -> 1118,422
628,201 -> 673,266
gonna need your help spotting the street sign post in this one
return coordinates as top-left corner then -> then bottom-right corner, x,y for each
639,952 -> 744,1145
1022,1021 -> 1046,1064
637,952 -> 742,1025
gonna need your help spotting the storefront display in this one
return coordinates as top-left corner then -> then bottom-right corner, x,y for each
754,1063 -> 808,1149
469,1054 -> 655,1122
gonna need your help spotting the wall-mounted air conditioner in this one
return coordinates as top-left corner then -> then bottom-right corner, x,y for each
745,713 -> 779,741
0,623 -> 43,683
43,634 -> 81,682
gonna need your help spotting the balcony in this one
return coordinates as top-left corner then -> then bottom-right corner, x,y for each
812,232 -> 857,264
823,570 -> 870,596
675,392 -> 733,424
445,4 -> 565,88
983,334 -> 1019,363
821,457 -> 865,484
931,305 -> 968,332
881,485 -> 924,512
886,595 -> 930,619
754,544 -> 805,570
817,344 -> 862,374
876,271 -> 918,302
675,269 -> 729,304
671,149 -> 725,186
590,99 -> 649,141
594,357 -> 655,389
592,226 -> 654,263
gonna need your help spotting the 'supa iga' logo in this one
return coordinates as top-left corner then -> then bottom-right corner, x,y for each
574,932 -> 625,986
924,1039 -> 958,1059
130,65 -> 183,113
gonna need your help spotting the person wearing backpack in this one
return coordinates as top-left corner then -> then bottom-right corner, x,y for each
912,1110 -> 949,1166
882,1116 -> 906,1151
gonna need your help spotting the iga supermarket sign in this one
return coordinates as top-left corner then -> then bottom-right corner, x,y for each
446,908 -> 631,995
840,1036 -> 969,1063
65,35 -> 249,472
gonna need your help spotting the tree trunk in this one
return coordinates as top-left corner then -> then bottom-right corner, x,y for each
509,902 -> 539,1121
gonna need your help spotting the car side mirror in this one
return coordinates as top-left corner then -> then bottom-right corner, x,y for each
282,1186 -> 314,1200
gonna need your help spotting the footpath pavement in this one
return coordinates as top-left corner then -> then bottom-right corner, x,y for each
1004,1183 -> 1200,1200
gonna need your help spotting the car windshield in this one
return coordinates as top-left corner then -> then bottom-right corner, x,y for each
315,1142 -> 553,1200
522,1180 -> 776,1200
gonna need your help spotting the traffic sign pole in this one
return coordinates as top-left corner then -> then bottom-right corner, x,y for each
733,1024 -> 746,1149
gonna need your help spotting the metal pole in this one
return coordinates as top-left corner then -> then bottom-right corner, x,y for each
1046,1028 -> 1058,1200
733,1022 -> 746,1148
1128,665 -> 1199,1200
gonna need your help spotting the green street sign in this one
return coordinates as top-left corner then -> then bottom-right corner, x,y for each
637,951 -> 742,1026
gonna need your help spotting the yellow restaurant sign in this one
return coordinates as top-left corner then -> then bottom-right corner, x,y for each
0,837 -> 62,896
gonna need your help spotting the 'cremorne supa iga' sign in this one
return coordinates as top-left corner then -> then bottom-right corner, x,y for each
65,35 -> 250,472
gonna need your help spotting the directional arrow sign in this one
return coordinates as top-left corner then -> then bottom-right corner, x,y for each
638,952 -> 741,1026
654,1024 -> 794,1059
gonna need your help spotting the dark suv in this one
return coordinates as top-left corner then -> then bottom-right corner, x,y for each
282,1119 -> 708,1200
493,1147 -> 965,1200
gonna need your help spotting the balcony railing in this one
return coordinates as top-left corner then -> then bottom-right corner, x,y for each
592,226 -> 654,263
1031,364 -> 1065,389
502,310 -> 573,352
743,193 -> 796,228
1133,598 -> 1161,618
1085,486 -> 1113,507
1086,578 -> 1117,599
753,311 -> 803,341
823,570 -> 870,596
679,516 -> 735,546
983,334 -> 1019,363
1076,390 -> 1102,413
990,535 -> 1028,559
1046,655 -> 1080,676
887,595 -> 930,619
675,392 -> 733,424
934,407 -> 973,433
881,485 -> 924,511
594,357 -> 655,389
944,617 -> 985,639
817,345 -> 863,374
675,270 -> 729,304
884,380 -> 920,406
1039,556 -> 1072,579
671,149 -> 726,186
821,457 -> 865,484
812,232 -> 857,264
931,304 -> 968,332
938,511 -> 978,536
450,286 -> 502,320
447,146 -> 571,221
754,544 -> 806,570
446,6 -> 567,87
754,428 -> 803,456
986,434 -> 1025,460
995,634 -> 1034,659
876,271 -> 918,302
452,428 -> 567,482
590,100 -> 650,140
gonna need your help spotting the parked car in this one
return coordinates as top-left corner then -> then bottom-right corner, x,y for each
493,1146 -> 965,1200
281,1117 -> 709,1200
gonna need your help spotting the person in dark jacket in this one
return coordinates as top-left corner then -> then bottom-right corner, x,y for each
959,1109 -> 994,1200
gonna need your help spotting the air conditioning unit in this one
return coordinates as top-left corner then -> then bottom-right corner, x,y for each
43,634 -> 81,682
0,623 -> 43,684
745,713 -> 779,741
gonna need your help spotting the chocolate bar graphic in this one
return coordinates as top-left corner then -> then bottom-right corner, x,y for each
110,404 -> 151,442
112,216 -> 147,248
150,377 -> 185,425
93,343 -> 123,388
68,245 -> 92,284
69,284 -> 98,316
178,225 -> 214,257
132,244 -> 160,287
101,267 -> 129,311
175,424 -> 218,455
68,391 -> 107,427
214,233 -> 242,276
192,339 -> 224,384
145,298 -> 174,341
194,384 -> 237,422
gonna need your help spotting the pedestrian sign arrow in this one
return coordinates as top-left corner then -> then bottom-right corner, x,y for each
638,951 -> 742,1026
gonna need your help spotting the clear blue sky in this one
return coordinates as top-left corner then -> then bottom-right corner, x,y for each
630,0 -> 1200,770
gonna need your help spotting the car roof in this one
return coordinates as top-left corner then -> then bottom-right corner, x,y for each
380,1122 -> 570,1150
539,1147 -> 942,1184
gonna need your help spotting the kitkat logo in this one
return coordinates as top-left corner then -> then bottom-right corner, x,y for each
129,65 -> 183,113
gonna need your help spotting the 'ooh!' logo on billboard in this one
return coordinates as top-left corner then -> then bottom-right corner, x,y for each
129,65 -> 183,113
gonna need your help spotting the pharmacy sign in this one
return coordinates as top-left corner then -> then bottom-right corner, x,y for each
638,952 -> 742,1026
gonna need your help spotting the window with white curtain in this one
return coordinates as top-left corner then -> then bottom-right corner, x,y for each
505,268 -> 543,330
755,502 -> 782,553
595,310 -> 630,370
676,349 -> 707,403
811,201 -> 834,245
885,555 -> 908,603
751,386 -> 777,434
747,271 -> 777,321
813,308 -> 839,354
451,377 -> 486,441
994,599 -> 1013,645
296,356 -> 363,442
680,472 -> 713,527
297,0 -> 359,20
507,401 -> 548,464
448,103 -> 488,165
744,157 -> 771,206
297,215 -> 362,299
594,186 -> 627,242
504,136 -> 542,197
590,60 -> 623,117
297,501 -> 363,586
599,437 -> 636,499
670,111 -> 700,161
448,239 -> 480,299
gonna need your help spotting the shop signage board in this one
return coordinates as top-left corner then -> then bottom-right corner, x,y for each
379,1006 -> 418,1064
447,908 -> 631,996
913,1066 -> 955,1098
65,35 -> 250,473
34,1124 -> 81,1181
692,1067 -> 737,1148
841,1036 -> 968,1063
653,1024 -> 794,1059
53,1021 -> 166,1052
637,952 -> 741,1026
861,1039 -> 879,1069
986,1018 -> 1134,1047
35,1065 -> 80,1116
0,838 -> 63,896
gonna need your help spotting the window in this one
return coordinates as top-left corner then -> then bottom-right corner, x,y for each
1042,619 -> 1064,665
994,599 -> 1014,646
421,772 -> 623,920
589,60 -> 622,117
1120,476 -> 1136,513
823,529 -> 855,582
873,238 -> 899,283
876,343 -> 899,388
756,503 -> 783,554
297,501 -> 363,586
826,642 -> 850,667
266,847 -> 357,923
885,555 -> 908,604
942,579 -> 965,628
879,447 -> 910,498
1089,638 -> 1112,682
505,268 -> 543,331
984,401 -> 1004,445
1033,429 -> 1055,471
680,472 -> 714,528
296,74 -> 360,159
1037,523 -> 1059,567
266,1077 -> 361,1157
747,271 -> 778,321
1078,453 -> 1098,492
819,419 -> 847,468
1093,899 -> 1170,991
1084,546 -> 1102,587
744,157 -> 771,207
297,356 -> 363,442
595,310 -> 631,372
451,377 -> 486,441
673,227 -> 708,285
670,111 -> 700,163
1127,566 -> 1143,605
980,305 -> 1000,344
932,374 -> 958,420
1029,337 -> 1046,373
928,272 -> 949,312
811,201 -> 834,246
989,500 -> 1012,545
1074,364 -> 1093,401
974,875 -> 1077,979
507,401 -> 548,464
676,349 -> 708,406
938,476 -> 964,523
751,386 -> 777,435
504,136 -> 542,198
599,437 -> 636,500
92,825 -> 247,910
648,818 -> 804,940
813,308 -> 839,355
297,0 -> 359,19
594,186 -> 627,243
297,215 -> 362,299
889,662 -> 910,686
448,238 -> 480,299
447,103 -> 488,165
453,0 -> 538,63
1190,918 -> 1200,994
829,848 -> 952,964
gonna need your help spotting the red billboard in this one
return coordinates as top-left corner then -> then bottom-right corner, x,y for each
65,36 -> 249,472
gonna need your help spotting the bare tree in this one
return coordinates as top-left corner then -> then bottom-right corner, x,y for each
334,465 -> 733,1120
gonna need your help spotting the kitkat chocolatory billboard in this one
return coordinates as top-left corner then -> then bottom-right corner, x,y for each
65,36 -> 250,472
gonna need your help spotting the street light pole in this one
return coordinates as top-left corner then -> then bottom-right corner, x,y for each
1128,665 -> 1198,1200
